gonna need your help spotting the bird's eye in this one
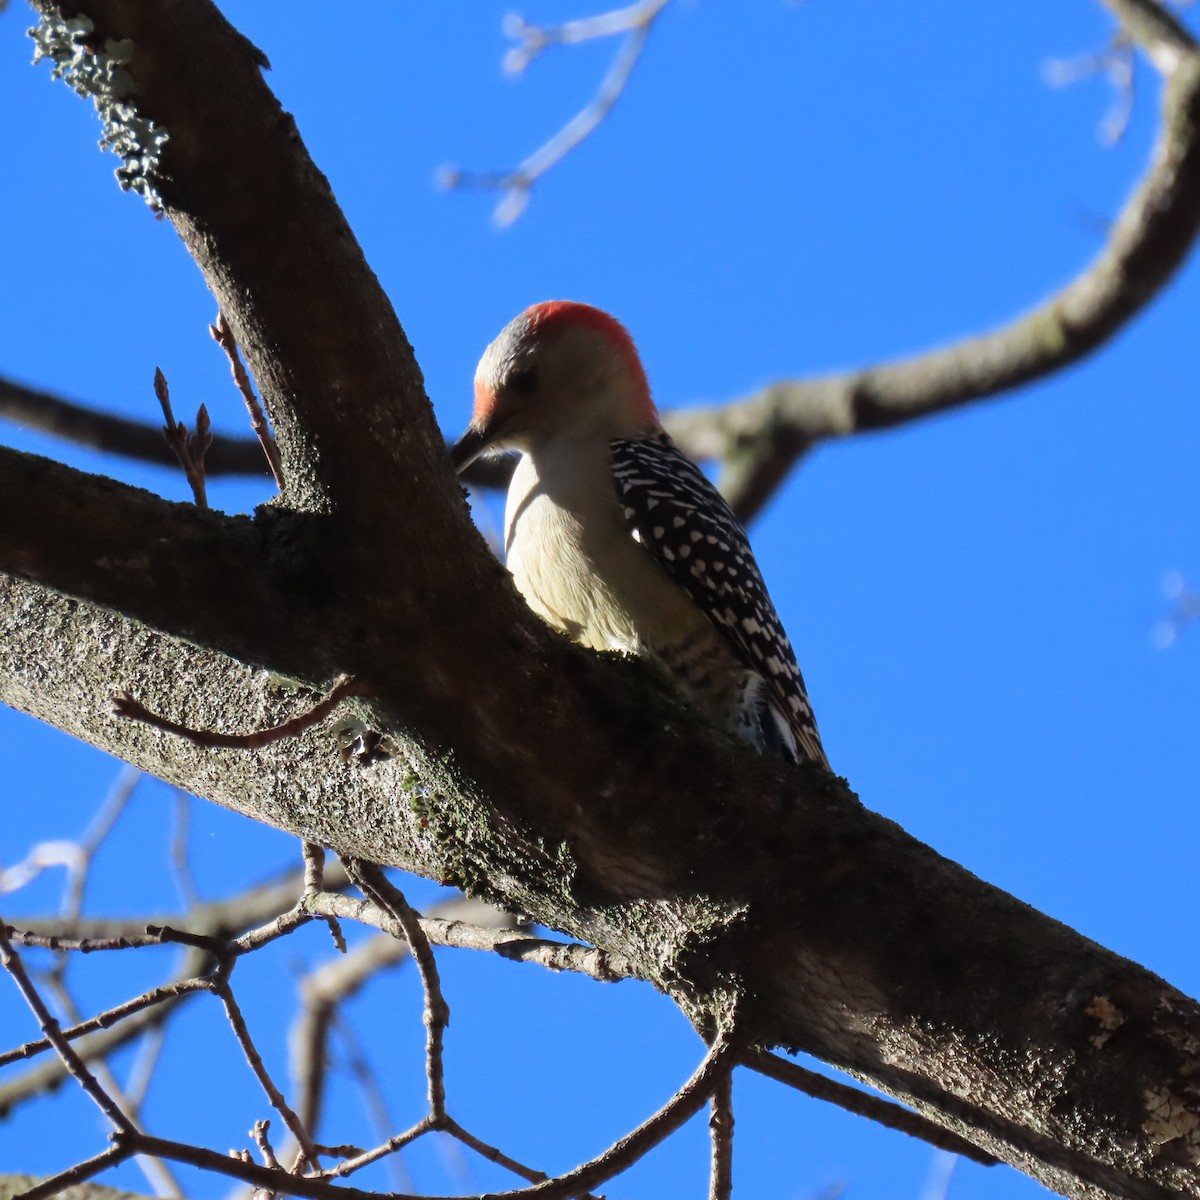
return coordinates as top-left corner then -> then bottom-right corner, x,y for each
509,367 -> 538,395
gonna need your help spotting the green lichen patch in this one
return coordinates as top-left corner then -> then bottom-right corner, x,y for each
30,10 -> 168,209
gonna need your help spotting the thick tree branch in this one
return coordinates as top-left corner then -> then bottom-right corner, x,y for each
5,4 -> 1200,1199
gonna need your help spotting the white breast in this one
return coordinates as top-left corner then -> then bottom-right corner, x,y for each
504,438 -> 714,656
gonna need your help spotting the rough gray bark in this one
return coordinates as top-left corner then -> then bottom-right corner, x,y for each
4,3 -> 1200,1199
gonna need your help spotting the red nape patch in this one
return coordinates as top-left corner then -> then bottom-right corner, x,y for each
523,300 -> 655,420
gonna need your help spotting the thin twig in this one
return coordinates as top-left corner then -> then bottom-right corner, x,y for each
153,367 -> 212,507
302,841 -> 345,953
0,972 -> 213,1071
329,1011 -> 413,1191
708,1070 -> 733,1200
113,674 -> 365,750
441,1114 -> 600,1197
124,1023 -> 169,1111
743,1049 -> 998,1167
211,311 -> 285,489
4,925 -> 163,953
211,975 -> 323,1171
343,862 -> 449,1119
252,1118 -> 282,1170
317,1116 -> 432,1180
0,919 -> 136,1134
304,891 -> 635,982
10,861 -> 349,945
919,1150 -> 960,1200
1155,571 -> 1200,646
0,372 -> 271,475
10,1143 -> 136,1200
1044,29 -> 1136,144
41,975 -> 184,1199
60,765 -> 142,925
444,0 -> 671,224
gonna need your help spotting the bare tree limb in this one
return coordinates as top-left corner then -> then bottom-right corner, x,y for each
0,1155 -> 140,1200
0,373 -> 270,476
303,891 -> 635,983
443,1 -> 671,224
665,6 -> 1200,519
0,922 -> 137,1135
742,1049 -> 998,1167
708,1070 -> 733,1200
290,896 -> 510,1140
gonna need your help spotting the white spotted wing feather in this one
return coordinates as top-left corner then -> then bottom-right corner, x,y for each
610,432 -> 829,769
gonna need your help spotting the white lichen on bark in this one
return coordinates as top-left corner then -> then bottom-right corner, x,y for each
30,8 -> 167,208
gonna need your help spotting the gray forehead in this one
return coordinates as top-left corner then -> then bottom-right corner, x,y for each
476,316 -> 613,392
476,315 -> 536,387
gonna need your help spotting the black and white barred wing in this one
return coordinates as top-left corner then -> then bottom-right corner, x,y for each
610,432 -> 828,769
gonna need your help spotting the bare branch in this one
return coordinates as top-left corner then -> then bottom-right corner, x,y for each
665,9 -> 1200,519
0,373 -> 270,476
743,1050 -> 998,1167
210,311 -> 285,490
11,862 -> 350,946
0,921 -> 136,1134
5,1146 -> 138,1200
304,891 -> 635,982
0,865 -> 349,1109
290,896 -> 505,1139
443,1 -> 671,224
211,975 -> 322,1171
153,367 -> 211,507
708,1070 -> 733,1200
60,766 -> 142,924
167,792 -> 200,911
0,970 -> 211,1073
39,976 -> 184,1199
343,862 -> 449,1120
439,1116 -> 599,1196
123,1025 -> 168,1112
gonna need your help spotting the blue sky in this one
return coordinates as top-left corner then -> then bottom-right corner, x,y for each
2,3 -> 1198,1198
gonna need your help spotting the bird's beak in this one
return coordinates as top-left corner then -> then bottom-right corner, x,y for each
449,424 -> 492,475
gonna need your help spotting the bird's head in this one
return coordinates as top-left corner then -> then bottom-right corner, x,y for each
451,300 -> 658,473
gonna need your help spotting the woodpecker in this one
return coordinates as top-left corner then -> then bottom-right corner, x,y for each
451,301 -> 829,770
